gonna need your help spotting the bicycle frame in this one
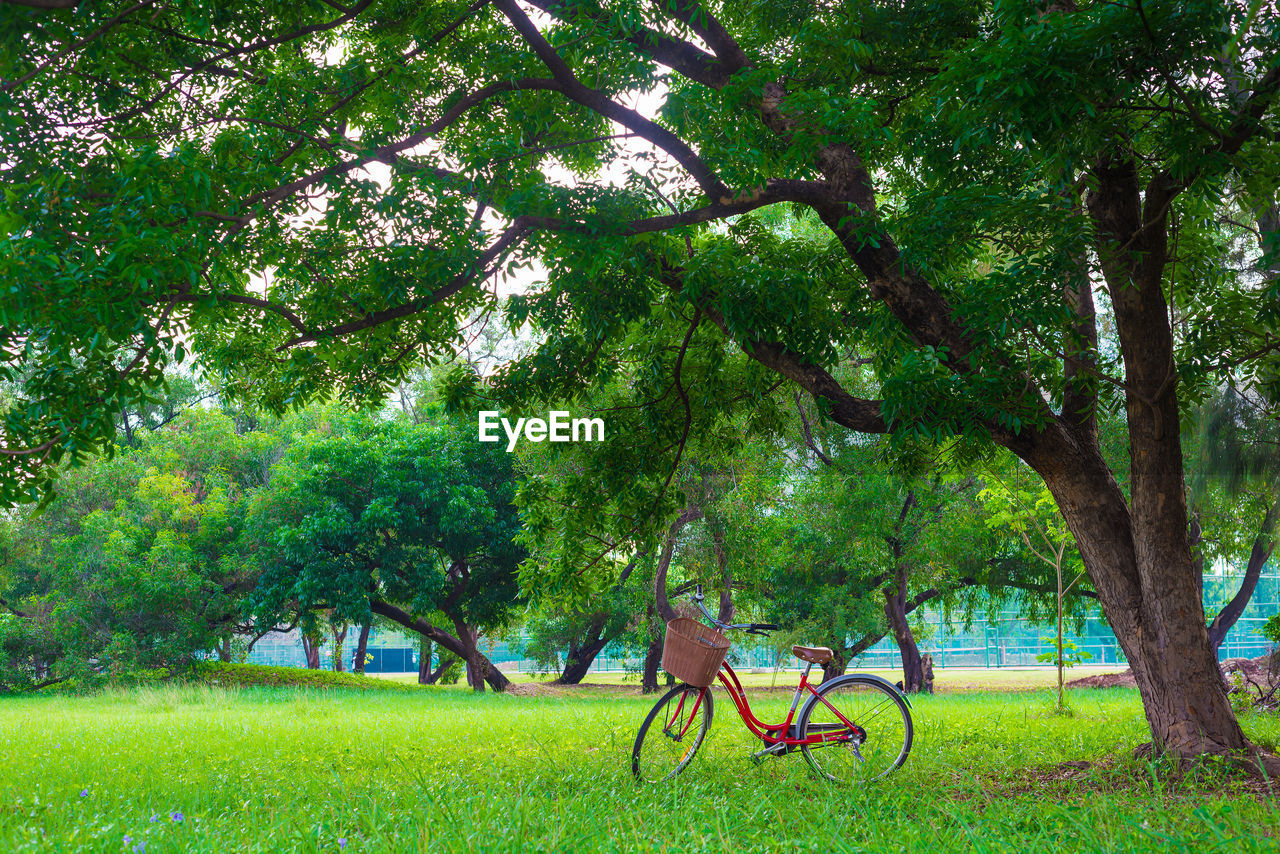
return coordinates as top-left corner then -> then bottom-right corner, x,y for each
700,660 -> 861,747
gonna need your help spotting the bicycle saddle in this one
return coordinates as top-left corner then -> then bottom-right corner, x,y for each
792,645 -> 834,664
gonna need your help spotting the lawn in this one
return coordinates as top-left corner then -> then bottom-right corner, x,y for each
1,681 -> 1277,853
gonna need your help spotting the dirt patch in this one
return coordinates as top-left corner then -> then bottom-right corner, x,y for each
1065,670 -> 1138,689
1065,652 -> 1276,691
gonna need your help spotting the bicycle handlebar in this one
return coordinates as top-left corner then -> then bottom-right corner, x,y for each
692,585 -> 777,635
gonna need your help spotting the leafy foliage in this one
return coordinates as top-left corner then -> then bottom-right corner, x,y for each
246,413 -> 524,639
0,409 -> 274,688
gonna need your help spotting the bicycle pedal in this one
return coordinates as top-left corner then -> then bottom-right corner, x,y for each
749,741 -> 788,765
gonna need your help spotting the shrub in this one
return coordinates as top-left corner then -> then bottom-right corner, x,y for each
194,662 -> 422,692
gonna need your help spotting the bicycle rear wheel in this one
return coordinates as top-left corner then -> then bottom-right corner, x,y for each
796,674 -> 912,782
631,683 -> 713,782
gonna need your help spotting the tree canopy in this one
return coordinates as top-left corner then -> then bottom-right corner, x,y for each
247,414 -> 524,690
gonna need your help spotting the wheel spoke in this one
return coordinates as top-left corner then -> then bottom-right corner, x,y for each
632,685 -> 713,782
798,677 -> 911,783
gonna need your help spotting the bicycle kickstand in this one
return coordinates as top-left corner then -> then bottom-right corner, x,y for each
749,741 -> 788,765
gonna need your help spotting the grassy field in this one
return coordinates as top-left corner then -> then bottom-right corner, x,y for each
1,681 -> 1277,853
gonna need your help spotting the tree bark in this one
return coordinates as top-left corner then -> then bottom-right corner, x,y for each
883,492 -> 925,693
452,618 -> 488,693
1208,497 -> 1280,656
653,507 -> 702,622
1019,157 -> 1254,762
353,622 -> 371,675
553,551 -> 645,684
424,654 -> 458,684
418,635 -> 431,685
301,632 -> 321,669
642,633 -> 663,694
821,649 -> 849,684
647,507 -> 702,693
1036,443 -> 1247,758
822,630 -> 885,684
370,600 -> 510,692
883,577 -> 924,693
556,635 -> 610,685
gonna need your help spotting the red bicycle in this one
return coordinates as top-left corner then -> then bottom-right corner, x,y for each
632,588 -> 913,783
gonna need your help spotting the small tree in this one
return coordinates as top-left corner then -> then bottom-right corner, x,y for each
981,464 -> 1087,713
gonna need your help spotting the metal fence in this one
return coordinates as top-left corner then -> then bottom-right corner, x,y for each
247,570 -> 1280,674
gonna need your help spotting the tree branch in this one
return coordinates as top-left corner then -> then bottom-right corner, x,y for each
651,0 -> 751,73
1,1 -> 157,94
496,0 -> 730,200
528,0 -> 733,88
793,391 -> 834,465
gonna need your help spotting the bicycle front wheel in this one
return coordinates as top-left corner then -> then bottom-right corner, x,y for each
631,683 -> 713,782
797,674 -> 912,782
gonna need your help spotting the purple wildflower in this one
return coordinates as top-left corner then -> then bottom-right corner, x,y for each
338,840 -> 347,849
79,789 -> 88,797
170,812 -> 184,823
133,843 -> 146,854
123,836 -> 132,845
149,815 -> 159,823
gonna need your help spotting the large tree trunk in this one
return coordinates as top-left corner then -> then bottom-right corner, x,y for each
883,493 -> 925,693
418,635 -> 431,685
553,615 -> 610,685
740,77 -> 1269,764
370,600 -> 510,692
1026,417 -> 1248,760
557,635 -> 609,685
555,552 -> 645,685
1208,497 -> 1279,656
301,632 -> 321,669
642,634 -> 663,694
883,578 -> 924,693
453,619 -> 488,693
1048,158 -> 1255,762
353,623 -> 371,675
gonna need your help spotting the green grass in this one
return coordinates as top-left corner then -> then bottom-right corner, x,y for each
1,683 -> 1277,853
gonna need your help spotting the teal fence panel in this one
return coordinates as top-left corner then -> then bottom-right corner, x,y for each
247,571 -> 1280,674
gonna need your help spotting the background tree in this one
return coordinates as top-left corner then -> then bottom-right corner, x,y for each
0,409 -> 270,687
1188,386 -> 1280,656
246,414 -> 524,692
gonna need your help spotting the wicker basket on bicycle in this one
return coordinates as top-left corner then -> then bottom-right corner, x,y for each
662,617 -> 730,687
